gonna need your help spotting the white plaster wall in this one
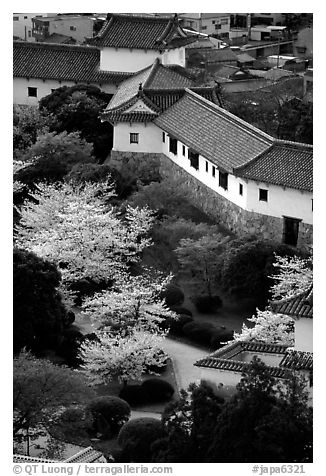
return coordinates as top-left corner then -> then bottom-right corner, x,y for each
100,48 -> 162,73
200,367 -> 241,387
246,180 -> 313,225
162,47 -> 186,67
13,13 -> 41,41
13,77 -> 117,105
112,122 -> 163,153
161,134 -> 248,209
201,17 -> 230,36
295,318 -> 313,352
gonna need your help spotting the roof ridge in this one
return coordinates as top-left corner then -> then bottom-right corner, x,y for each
14,40 -> 99,52
274,139 -> 313,149
184,88 -> 275,145
143,59 -> 161,89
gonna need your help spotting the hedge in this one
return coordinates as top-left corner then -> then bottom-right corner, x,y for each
86,396 -> 131,437
141,378 -> 174,402
159,284 -> 184,307
119,385 -> 149,406
118,418 -> 165,462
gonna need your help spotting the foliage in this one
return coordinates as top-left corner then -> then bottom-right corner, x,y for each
81,273 -> 176,334
79,330 -> 168,385
170,306 -> 193,317
182,322 -> 233,349
161,314 -> 194,336
13,351 -> 94,438
65,163 -> 113,183
86,396 -> 131,437
159,283 -> 184,307
119,385 -> 149,406
129,178 -> 212,222
13,105 -> 50,158
193,294 -> 222,313
107,153 -> 162,198
15,181 -> 154,287
270,254 -> 313,300
234,309 -> 295,346
218,238 -> 301,307
39,85 -> 113,161
14,131 -> 95,187
206,357 -> 312,462
48,407 -> 94,447
175,234 -> 230,297
223,79 -> 313,144
55,327 -> 85,367
118,418 -> 165,462
141,378 -> 175,402
13,248 -> 68,353
151,383 -> 224,463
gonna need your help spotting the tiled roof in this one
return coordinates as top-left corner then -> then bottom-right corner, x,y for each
13,455 -> 58,463
194,340 -> 290,378
234,142 -> 313,192
88,13 -> 188,49
45,33 -> 76,44
13,41 -> 132,84
214,64 -> 241,79
64,446 -> 105,463
106,60 -> 194,111
154,89 -> 273,172
236,52 -> 255,63
279,349 -> 313,370
269,287 -> 313,319
204,48 -> 238,63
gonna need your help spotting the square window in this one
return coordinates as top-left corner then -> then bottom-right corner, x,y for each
212,166 -> 216,177
169,137 -> 178,155
239,183 -> 243,195
13,16 -> 19,21
182,145 -> 186,156
24,16 -> 28,19
201,25 -> 207,30
28,30 -> 32,37
212,20 -> 216,24
219,171 -> 228,190
28,87 -> 37,97
205,161 -> 209,172
162,132 -> 165,143
259,188 -> 268,202
70,25 -> 77,31
130,133 -> 139,144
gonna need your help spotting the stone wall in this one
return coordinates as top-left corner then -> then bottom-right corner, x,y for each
110,150 -> 312,250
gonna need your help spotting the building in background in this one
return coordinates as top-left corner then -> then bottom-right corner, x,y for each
179,13 -> 231,38
13,13 -> 52,42
32,14 -> 106,44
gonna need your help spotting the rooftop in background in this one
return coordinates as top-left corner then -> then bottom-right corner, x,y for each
14,446 -> 105,464
13,41 -> 133,84
87,13 -> 191,50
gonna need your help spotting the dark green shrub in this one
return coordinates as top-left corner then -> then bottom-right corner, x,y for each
159,284 -> 184,307
118,417 -> 165,462
68,277 -> 113,306
182,321 -> 217,347
56,327 -> 84,367
119,385 -> 149,406
210,329 -> 234,350
141,378 -> 174,402
86,396 -> 131,437
170,306 -> 193,317
193,295 -> 223,313
164,315 -> 194,336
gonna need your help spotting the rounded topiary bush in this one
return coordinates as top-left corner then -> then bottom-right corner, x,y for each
159,284 -> 184,307
56,327 -> 85,367
166,314 -> 194,336
119,385 -> 149,406
182,321 -> 217,347
141,378 -> 174,402
118,417 -> 165,462
170,306 -> 193,317
86,396 -> 131,437
193,295 -> 223,313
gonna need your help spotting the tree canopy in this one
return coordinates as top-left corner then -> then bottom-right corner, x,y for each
13,248 -> 68,353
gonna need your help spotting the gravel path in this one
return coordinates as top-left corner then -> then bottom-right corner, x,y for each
162,337 -> 209,392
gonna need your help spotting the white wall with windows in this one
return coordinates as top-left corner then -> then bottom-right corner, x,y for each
112,122 -> 163,153
13,77 -> 117,105
246,180 -> 313,225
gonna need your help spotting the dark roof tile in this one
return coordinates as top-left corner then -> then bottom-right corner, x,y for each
279,349 -> 313,370
13,41 -> 132,84
88,14 -> 187,49
269,286 -> 313,319
154,89 -> 274,171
